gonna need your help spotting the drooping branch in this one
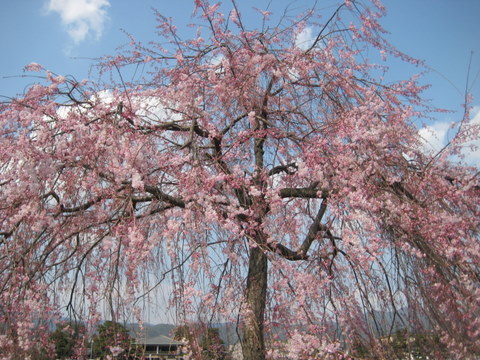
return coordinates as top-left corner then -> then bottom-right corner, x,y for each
305,2 -> 346,54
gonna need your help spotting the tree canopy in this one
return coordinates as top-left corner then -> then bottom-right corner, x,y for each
49,322 -> 86,359
91,321 -> 134,359
173,324 -> 229,360
0,0 -> 479,359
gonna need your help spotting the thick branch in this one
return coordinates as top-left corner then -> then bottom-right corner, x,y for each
268,163 -> 297,176
153,121 -> 210,138
391,181 -> 415,201
116,110 -> 211,137
144,185 -> 185,208
60,195 -> 104,213
211,136 -> 252,209
300,200 -> 328,254
280,187 -> 328,199
268,200 -> 328,261
57,185 -> 127,214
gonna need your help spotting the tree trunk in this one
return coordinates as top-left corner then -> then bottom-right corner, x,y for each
241,245 -> 268,360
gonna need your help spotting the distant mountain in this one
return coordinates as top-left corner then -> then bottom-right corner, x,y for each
126,322 -> 240,346
124,308 -> 429,346
126,323 -> 176,339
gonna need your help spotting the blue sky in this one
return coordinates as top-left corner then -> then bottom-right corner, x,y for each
1,0 -> 479,163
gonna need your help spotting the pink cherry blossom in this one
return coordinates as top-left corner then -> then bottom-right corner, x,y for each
23,62 -> 43,72
0,1 -> 479,360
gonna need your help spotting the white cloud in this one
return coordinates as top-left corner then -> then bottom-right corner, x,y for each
418,106 -> 480,167
462,106 -> 480,165
46,0 -> 110,44
294,26 -> 314,50
418,121 -> 451,153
